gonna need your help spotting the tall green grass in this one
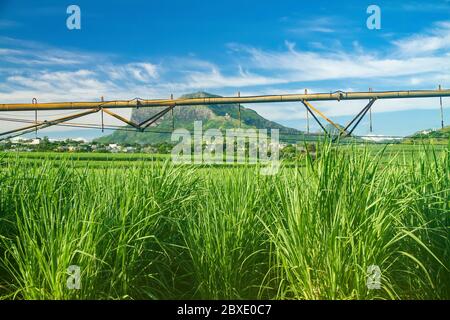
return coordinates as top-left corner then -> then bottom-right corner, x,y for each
0,142 -> 448,299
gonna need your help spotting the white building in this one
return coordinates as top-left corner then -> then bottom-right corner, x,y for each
29,139 -> 41,145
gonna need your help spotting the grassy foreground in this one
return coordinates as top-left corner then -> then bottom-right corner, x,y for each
0,143 -> 448,299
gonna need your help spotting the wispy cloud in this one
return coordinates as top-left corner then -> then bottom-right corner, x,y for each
287,17 -> 338,34
0,37 -> 102,66
393,21 -> 450,56
101,62 -> 159,82
230,40 -> 450,83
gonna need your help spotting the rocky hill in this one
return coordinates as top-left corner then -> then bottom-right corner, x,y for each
96,92 -> 305,145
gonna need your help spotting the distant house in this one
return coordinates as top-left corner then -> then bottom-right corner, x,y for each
10,137 -> 27,143
107,144 -> 122,153
29,139 -> 41,145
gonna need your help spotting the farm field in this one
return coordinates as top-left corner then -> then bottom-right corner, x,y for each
1,142 -> 448,167
0,142 -> 448,300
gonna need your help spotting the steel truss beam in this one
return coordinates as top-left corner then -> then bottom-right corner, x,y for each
301,101 -> 329,136
0,105 -> 176,139
0,88 -> 446,141
102,107 -> 175,131
338,99 -> 377,138
1,89 -> 449,111
301,100 -> 345,136
301,99 -> 378,139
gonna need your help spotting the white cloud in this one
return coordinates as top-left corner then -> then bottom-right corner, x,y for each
103,62 -> 159,82
0,47 -> 96,66
393,21 -> 450,56
233,43 -> 450,83
183,66 -> 281,89
286,17 -> 338,34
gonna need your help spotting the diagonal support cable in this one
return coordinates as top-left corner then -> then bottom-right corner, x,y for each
339,98 -> 377,138
140,106 -> 174,130
0,108 -> 100,141
302,100 -> 344,135
300,100 -> 329,136
102,108 -> 141,130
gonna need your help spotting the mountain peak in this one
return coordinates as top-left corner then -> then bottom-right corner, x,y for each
98,92 -> 304,145
180,92 -> 221,99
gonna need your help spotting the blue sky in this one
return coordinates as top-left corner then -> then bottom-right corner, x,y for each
0,0 -> 449,138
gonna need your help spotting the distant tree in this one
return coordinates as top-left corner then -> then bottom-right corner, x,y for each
37,136 -> 51,151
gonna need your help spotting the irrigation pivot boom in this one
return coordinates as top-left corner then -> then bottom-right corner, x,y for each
0,88 -> 448,140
